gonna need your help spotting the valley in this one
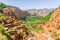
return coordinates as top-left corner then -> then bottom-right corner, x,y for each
0,2 -> 60,40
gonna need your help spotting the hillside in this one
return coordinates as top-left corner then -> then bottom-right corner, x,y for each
36,6 -> 60,40
25,6 -> 60,40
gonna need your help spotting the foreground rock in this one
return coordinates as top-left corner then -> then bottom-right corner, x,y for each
0,7 -> 29,40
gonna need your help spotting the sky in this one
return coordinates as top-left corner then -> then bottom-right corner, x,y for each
0,0 -> 60,10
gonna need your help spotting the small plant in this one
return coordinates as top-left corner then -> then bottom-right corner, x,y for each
32,24 -> 37,28
0,25 -> 4,32
53,32 -> 58,37
35,27 -> 43,32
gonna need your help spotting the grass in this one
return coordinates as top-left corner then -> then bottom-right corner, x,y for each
23,11 -> 53,32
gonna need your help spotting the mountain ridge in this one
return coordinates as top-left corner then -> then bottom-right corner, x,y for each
27,8 -> 55,16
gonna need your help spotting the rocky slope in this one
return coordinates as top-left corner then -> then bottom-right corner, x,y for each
27,6 -> 60,40
0,7 -> 29,40
36,6 -> 60,40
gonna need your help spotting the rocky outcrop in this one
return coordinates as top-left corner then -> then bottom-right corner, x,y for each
2,7 -> 20,19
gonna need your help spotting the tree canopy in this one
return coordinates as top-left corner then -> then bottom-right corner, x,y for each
0,2 -> 6,12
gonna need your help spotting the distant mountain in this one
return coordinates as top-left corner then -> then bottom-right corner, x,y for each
27,8 -> 55,16
6,5 -> 55,17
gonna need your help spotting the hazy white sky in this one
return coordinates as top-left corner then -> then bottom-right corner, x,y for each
0,0 -> 60,10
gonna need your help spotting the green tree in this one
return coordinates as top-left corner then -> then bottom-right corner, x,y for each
0,2 -> 6,12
